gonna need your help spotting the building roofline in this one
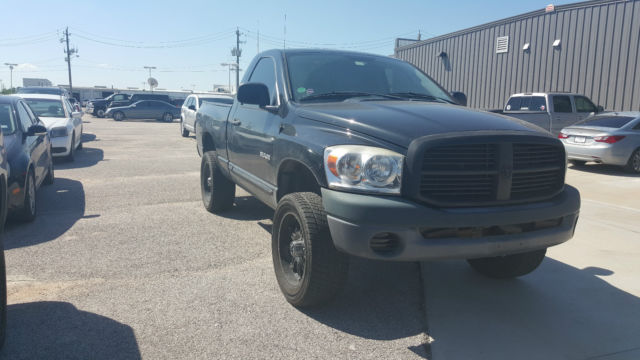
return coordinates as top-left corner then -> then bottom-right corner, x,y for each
395,0 -> 628,51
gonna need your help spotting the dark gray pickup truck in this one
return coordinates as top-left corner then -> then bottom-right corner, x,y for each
196,49 -> 581,307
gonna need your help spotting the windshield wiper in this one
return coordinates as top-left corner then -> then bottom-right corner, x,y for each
387,92 -> 455,104
299,91 -> 403,102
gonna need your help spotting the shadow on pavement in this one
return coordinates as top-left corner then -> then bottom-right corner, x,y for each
217,196 -> 273,221
54,147 -> 104,169
81,133 -> 97,143
0,301 -> 141,360
4,178 -> 90,250
302,258 -> 428,357
569,163 -> 638,177
421,258 -> 640,359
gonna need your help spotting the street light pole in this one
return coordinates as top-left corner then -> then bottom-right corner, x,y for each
4,63 -> 17,93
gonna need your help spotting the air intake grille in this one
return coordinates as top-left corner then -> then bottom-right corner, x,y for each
417,140 -> 564,207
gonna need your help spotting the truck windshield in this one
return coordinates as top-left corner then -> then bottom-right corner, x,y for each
286,52 -> 453,103
505,96 -> 546,111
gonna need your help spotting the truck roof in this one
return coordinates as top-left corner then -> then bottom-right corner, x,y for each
510,92 -> 585,97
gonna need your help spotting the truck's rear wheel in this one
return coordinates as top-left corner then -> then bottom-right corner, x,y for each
467,248 -> 546,279
272,192 -> 348,307
201,151 -> 235,213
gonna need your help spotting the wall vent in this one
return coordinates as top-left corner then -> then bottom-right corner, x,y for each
496,36 -> 509,53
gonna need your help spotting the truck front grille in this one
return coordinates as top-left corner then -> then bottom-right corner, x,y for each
414,138 -> 565,207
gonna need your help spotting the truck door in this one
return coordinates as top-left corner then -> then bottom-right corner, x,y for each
573,95 -> 598,122
550,95 -> 576,134
226,57 -> 281,201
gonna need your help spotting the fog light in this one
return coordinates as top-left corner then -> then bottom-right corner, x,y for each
370,232 -> 401,255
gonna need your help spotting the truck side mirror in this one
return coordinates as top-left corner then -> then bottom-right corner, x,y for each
451,92 -> 467,107
596,105 -> 604,113
237,83 -> 270,107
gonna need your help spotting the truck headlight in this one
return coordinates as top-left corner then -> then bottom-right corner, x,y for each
49,127 -> 68,138
324,145 -> 403,195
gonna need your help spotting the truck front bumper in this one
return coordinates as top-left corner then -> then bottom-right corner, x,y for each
322,186 -> 580,261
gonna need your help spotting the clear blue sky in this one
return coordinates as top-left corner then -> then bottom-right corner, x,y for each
1,0 -> 575,91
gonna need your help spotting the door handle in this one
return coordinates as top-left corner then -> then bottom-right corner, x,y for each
230,119 -> 241,126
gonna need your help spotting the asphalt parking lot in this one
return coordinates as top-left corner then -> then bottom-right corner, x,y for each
1,114 -> 639,359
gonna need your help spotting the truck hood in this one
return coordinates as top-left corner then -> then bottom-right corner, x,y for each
296,101 -> 549,148
39,117 -> 70,129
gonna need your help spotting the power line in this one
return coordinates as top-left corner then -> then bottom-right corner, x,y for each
72,31 -> 235,49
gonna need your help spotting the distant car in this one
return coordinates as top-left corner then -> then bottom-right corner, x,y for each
0,96 -> 54,222
105,100 -> 180,122
559,112 -> 640,173
17,94 -> 83,161
180,94 -> 232,137
496,92 -> 605,135
86,93 -> 130,117
16,86 -> 70,98
109,93 -> 172,108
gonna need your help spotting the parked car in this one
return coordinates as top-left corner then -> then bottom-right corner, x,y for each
196,49 -> 580,307
105,100 -> 180,122
16,86 -> 70,98
17,94 -> 83,161
180,94 -> 232,137
86,93 -> 130,117
109,93 -> 172,108
559,112 -> 640,173
0,96 -> 54,222
493,92 -> 604,135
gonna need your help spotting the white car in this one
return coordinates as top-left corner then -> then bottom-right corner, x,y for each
17,94 -> 83,161
180,94 -> 233,137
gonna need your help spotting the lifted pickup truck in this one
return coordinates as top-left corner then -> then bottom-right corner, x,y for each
196,49 -> 581,307
492,92 -> 604,135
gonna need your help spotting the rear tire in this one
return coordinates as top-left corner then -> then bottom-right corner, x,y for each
201,151 -> 235,213
113,111 -> 124,122
272,192 -> 349,308
180,119 -> 189,137
163,112 -> 173,122
569,160 -> 586,167
624,149 -> 640,174
467,249 -> 546,279
18,171 -> 37,222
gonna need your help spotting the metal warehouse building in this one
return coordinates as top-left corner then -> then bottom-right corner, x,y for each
394,0 -> 640,111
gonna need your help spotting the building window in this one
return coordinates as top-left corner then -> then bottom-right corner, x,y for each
496,36 -> 509,53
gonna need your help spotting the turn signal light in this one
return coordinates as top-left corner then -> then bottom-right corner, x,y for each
594,135 -> 625,144
558,133 -> 569,139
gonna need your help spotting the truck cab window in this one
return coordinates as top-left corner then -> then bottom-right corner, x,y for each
574,96 -> 596,113
552,96 -> 572,113
248,58 -> 277,105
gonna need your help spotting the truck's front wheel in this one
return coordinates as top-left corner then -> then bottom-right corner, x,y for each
201,151 -> 235,213
467,248 -> 546,279
272,192 -> 348,308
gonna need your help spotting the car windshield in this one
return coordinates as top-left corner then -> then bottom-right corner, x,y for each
286,52 -> 454,103
575,115 -> 635,128
17,87 -> 63,95
200,97 -> 233,106
23,99 -> 66,118
0,104 -> 17,134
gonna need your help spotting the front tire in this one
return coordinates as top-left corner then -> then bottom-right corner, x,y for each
96,108 -> 105,118
272,192 -> 349,308
18,171 -> 37,222
201,151 -> 235,213
180,118 -> 189,137
66,134 -> 75,162
624,148 -> 640,174
44,156 -> 54,185
467,248 -> 546,279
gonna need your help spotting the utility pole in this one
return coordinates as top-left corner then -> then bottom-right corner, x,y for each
4,63 -> 17,93
232,28 -> 242,91
61,27 -> 78,96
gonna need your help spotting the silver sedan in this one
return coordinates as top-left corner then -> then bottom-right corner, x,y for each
559,112 -> 640,173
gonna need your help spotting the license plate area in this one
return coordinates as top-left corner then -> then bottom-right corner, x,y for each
574,136 -> 586,143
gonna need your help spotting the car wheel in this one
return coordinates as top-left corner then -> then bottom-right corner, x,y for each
113,111 -> 124,122
66,134 -> 75,162
624,148 -> 640,174
569,160 -> 586,167
467,248 -> 546,279
19,171 -> 37,222
163,112 -> 173,122
180,118 -> 189,137
96,108 -> 105,118
201,151 -> 235,213
77,134 -> 83,150
44,156 -> 54,185
272,192 -> 349,308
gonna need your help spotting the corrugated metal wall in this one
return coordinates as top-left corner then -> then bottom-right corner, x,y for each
395,0 -> 640,111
